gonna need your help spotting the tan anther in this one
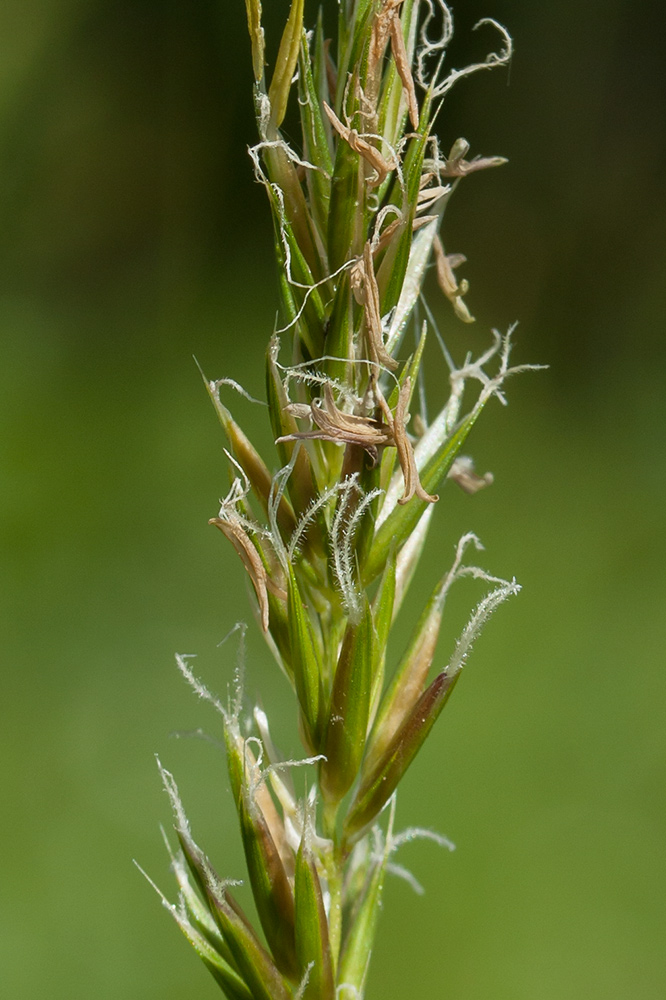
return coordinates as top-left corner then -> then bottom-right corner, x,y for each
277,383 -> 393,465
447,456 -> 494,494
283,402 -> 313,420
442,138 -> 507,177
209,514 -> 285,632
361,241 -> 399,372
368,1 -> 418,129
374,213 -> 434,255
388,11 -> 419,129
432,233 -> 475,324
375,379 -> 438,505
368,0 -> 403,94
370,0 -> 403,67
323,102 -> 396,188
417,184 -> 450,211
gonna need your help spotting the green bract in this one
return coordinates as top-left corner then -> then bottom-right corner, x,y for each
140,3 -> 541,998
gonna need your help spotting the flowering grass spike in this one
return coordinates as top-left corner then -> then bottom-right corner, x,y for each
140,2 -> 540,997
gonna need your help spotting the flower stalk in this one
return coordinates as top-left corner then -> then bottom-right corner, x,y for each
140,3 -> 541,997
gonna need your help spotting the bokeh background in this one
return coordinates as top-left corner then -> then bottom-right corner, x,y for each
2,1 -> 665,998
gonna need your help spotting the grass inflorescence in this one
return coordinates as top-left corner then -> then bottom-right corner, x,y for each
140,2 -> 540,997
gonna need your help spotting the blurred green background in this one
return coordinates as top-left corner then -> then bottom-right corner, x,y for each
1,1 -> 664,998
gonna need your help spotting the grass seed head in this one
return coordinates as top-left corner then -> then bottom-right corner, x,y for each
145,5 -> 538,999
